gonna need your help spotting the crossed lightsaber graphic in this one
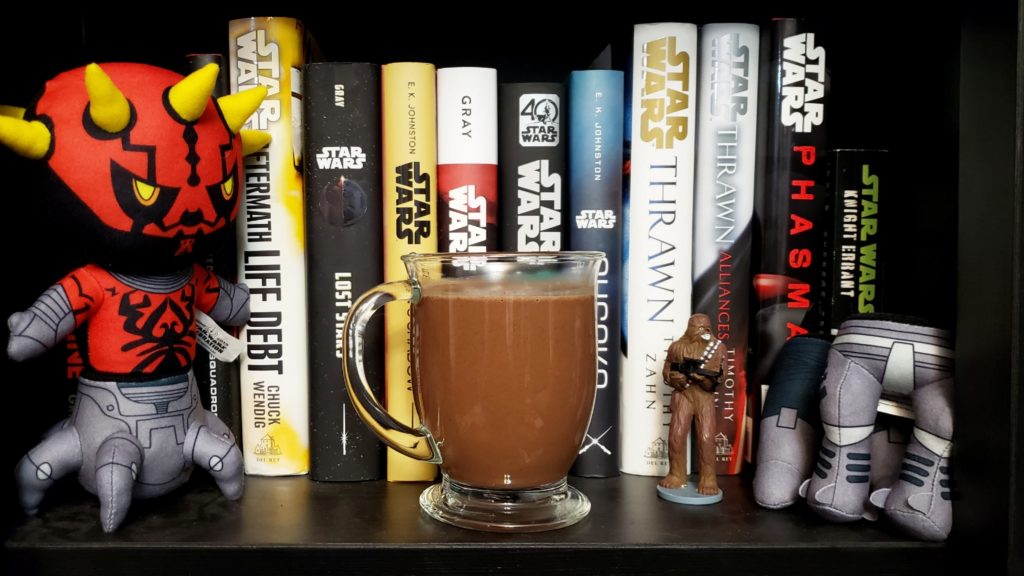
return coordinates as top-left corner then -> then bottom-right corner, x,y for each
579,426 -> 614,455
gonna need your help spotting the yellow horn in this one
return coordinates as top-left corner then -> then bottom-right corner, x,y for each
217,85 -> 268,134
169,63 -> 219,122
85,63 -> 131,133
240,129 -> 271,156
0,105 -> 26,119
0,115 -> 52,159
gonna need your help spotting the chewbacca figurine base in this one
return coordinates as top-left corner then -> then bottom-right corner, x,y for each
657,474 -> 723,505
656,314 -> 725,506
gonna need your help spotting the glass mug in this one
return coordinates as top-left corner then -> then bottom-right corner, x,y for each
342,252 -> 603,532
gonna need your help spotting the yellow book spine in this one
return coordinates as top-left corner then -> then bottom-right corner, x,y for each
229,16 -> 310,476
382,62 -> 438,481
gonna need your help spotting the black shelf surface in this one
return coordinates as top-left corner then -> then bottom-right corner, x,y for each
5,474 -> 946,575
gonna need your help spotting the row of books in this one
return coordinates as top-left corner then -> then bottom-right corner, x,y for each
207,17 -> 885,483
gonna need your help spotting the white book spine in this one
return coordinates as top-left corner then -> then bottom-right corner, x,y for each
228,18 -> 310,476
437,67 -> 498,165
620,22 -> 698,476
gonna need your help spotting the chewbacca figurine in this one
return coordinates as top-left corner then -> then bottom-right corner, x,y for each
659,313 -> 725,502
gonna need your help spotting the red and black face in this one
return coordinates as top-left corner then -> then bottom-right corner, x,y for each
31,63 -> 241,272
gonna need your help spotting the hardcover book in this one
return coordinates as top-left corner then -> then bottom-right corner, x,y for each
382,62 -> 438,482
620,22 -> 698,476
829,149 -> 886,334
437,67 -> 498,255
499,82 -> 567,252
751,18 -> 830,411
303,62 -> 384,481
229,16 -> 310,475
567,69 -> 624,477
691,23 -> 760,475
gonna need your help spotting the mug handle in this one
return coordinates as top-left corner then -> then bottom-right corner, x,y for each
342,280 -> 441,463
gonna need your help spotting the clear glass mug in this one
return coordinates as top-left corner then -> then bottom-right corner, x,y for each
342,252 -> 603,532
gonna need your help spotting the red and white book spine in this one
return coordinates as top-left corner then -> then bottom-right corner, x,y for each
437,67 -> 499,254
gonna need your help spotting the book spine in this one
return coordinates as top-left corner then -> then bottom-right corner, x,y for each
621,23 -> 698,476
499,82 -> 567,252
567,70 -> 623,477
229,16 -> 310,475
303,62 -> 384,481
692,23 -> 759,475
382,62 -> 437,482
437,67 -> 498,254
185,53 -> 244,444
830,149 -> 886,333
751,19 -> 830,405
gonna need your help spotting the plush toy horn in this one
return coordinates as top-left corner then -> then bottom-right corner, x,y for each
0,112 -> 52,159
239,129 -> 271,156
168,63 -> 219,122
217,85 -> 270,156
217,85 -> 269,134
0,105 -> 27,119
85,63 -> 131,133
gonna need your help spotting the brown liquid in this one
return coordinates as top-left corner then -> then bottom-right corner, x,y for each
412,280 -> 596,489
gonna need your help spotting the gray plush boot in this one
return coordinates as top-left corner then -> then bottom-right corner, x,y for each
871,378 -> 954,541
753,336 -> 829,509
803,315 -> 953,523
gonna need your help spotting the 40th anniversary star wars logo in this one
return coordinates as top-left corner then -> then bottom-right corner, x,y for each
519,94 -> 559,147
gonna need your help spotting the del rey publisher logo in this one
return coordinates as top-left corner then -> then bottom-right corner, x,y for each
519,94 -> 560,147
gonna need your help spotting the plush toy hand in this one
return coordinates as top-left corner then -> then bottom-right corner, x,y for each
209,280 -> 250,326
7,284 -> 77,362
7,311 -> 48,361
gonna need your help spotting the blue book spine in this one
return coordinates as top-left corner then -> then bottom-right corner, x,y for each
568,70 -> 624,477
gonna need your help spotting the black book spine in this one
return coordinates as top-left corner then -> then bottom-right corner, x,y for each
185,53 -> 243,442
303,62 -> 384,481
751,19 -> 830,391
499,82 -> 567,251
830,149 -> 887,332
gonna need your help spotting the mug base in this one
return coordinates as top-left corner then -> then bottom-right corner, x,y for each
419,476 -> 590,532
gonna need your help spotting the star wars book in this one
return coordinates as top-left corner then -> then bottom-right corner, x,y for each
437,67 -> 498,255
751,18 -> 830,416
830,149 -> 887,333
621,23 -> 698,476
229,16 -> 310,475
499,82 -> 567,252
303,62 -> 384,482
382,62 -> 437,482
568,69 -> 624,477
691,23 -> 760,475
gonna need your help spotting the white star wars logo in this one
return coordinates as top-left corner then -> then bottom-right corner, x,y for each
781,33 -> 826,133
315,146 -> 366,170
575,209 -> 616,229
519,94 -> 560,147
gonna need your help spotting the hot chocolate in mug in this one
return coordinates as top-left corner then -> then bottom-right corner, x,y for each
342,252 -> 603,532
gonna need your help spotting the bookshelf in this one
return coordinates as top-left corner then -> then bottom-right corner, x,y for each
2,3 -> 1020,575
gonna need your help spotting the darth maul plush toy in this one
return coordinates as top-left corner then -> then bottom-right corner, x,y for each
0,62 -> 269,532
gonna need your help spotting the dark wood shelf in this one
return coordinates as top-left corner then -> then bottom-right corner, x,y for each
5,474 -> 946,575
